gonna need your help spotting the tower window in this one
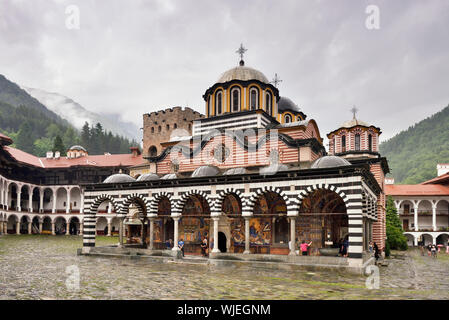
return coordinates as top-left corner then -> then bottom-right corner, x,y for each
174,123 -> 177,129
151,127 -> 154,133
208,95 -> 212,117
215,91 -> 223,115
166,124 -> 170,130
231,87 -> 240,112
368,134 -> 373,151
266,92 -> 272,115
149,146 -> 157,157
284,114 -> 292,123
250,88 -> 258,110
342,135 -> 346,152
355,134 -> 361,151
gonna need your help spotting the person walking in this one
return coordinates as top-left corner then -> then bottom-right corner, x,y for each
373,242 -> 380,264
341,239 -> 349,258
178,238 -> 185,257
300,240 -> 312,256
368,241 -> 374,256
431,244 -> 437,258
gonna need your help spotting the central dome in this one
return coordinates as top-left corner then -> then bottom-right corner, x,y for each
217,64 -> 269,84
278,97 -> 301,113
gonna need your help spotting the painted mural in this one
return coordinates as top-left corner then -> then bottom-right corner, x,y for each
179,217 -> 209,242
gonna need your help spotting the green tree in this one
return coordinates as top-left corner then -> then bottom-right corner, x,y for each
52,135 -> 66,155
385,196 -> 408,253
33,137 -> 53,156
15,121 -> 35,153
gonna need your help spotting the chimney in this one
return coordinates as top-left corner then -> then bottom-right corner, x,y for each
54,151 -> 60,159
130,147 -> 141,157
46,151 -> 54,159
385,177 -> 395,185
437,164 -> 449,177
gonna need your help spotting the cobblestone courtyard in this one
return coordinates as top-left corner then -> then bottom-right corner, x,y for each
0,235 -> 448,300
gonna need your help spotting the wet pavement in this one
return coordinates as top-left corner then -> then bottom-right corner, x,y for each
0,235 -> 448,300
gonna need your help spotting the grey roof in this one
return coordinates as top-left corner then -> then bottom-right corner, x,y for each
276,120 -> 309,128
103,173 -> 136,184
68,145 -> 87,152
217,65 -> 269,83
278,97 -> 301,113
223,167 -> 248,175
191,165 -> 220,178
259,163 -> 289,175
341,117 -> 370,128
161,173 -> 179,180
136,173 -> 160,181
311,156 -> 351,169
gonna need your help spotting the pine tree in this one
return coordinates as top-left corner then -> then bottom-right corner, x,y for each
52,135 -> 66,155
385,196 -> 408,252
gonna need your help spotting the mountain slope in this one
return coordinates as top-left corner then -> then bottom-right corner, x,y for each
0,74 -> 67,125
380,104 -> 449,184
23,87 -> 140,141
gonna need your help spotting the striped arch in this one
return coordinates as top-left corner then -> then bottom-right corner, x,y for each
149,192 -> 173,216
173,190 -> 212,216
298,184 -> 350,208
247,186 -> 298,215
215,188 -> 244,214
88,194 -> 119,215
119,193 -> 150,218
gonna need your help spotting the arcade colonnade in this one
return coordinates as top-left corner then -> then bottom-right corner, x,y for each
82,175 -> 380,261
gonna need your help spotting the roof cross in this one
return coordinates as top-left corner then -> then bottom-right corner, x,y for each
350,106 -> 358,119
271,73 -> 283,88
236,43 -> 247,62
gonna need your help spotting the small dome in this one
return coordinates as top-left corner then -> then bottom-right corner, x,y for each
259,163 -> 289,175
217,65 -> 269,84
311,156 -> 351,169
103,173 -> 136,183
223,167 -> 248,175
68,145 -> 87,152
341,118 -> 370,128
161,173 -> 178,180
136,173 -> 160,181
278,97 -> 301,113
191,165 -> 220,178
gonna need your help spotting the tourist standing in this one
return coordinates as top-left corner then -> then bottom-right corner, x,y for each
201,237 -> 208,257
431,244 -> 437,258
300,240 -> 312,256
341,239 -> 349,257
178,238 -> 185,257
368,242 -> 374,256
373,242 -> 380,263
447,240 -> 449,254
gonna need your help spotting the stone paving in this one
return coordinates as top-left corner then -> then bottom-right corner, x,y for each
0,235 -> 448,300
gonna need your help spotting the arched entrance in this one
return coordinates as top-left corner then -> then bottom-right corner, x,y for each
221,193 -> 242,253
251,191 -> 287,254
298,189 -> 348,256
121,196 -> 149,248
42,217 -> 52,234
54,217 -> 67,235
218,232 -> 227,252
32,216 -> 40,234
69,217 -> 80,235
7,215 -> 18,234
20,216 -> 30,234
180,194 -> 210,255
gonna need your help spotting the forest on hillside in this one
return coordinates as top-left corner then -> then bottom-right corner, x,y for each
380,104 -> 449,184
0,101 -> 138,157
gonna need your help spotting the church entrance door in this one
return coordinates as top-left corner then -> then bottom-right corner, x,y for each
218,232 -> 227,252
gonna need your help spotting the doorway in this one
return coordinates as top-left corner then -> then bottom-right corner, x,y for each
218,232 -> 227,252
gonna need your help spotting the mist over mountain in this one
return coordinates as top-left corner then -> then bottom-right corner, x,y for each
23,87 -> 141,142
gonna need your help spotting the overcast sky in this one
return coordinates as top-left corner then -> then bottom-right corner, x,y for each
1,0 -> 448,143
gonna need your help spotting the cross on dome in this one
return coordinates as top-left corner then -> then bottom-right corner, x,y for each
271,73 -> 282,88
350,106 -> 358,119
236,43 -> 247,65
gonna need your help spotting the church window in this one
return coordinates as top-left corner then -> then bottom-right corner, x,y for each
368,134 -> 373,151
266,92 -> 272,115
215,91 -> 223,115
231,87 -> 240,112
284,114 -> 292,123
151,127 -> 154,133
250,87 -> 258,110
166,124 -> 170,130
208,95 -> 212,116
341,135 -> 346,152
355,134 -> 361,151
